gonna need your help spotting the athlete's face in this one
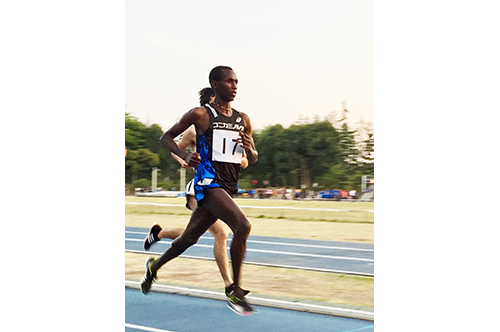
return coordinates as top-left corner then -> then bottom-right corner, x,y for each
215,69 -> 238,102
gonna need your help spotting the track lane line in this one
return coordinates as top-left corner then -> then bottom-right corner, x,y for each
125,238 -> 373,262
125,230 -> 374,253
125,323 -> 175,332
125,249 -> 374,276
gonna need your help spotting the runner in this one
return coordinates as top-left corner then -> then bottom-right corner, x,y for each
143,86 -> 250,299
140,66 -> 258,316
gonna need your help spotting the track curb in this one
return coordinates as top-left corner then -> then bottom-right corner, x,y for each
125,280 -> 374,321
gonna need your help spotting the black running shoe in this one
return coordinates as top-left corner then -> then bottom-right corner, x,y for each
226,288 -> 255,316
140,258 -> 157,295
225,283 -> 251,297
144,223 -> 162,250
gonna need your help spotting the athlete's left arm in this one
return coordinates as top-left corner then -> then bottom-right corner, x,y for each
239,112 -> 258,164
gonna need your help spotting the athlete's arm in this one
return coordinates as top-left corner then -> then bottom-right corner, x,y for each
160,108 -> 206,168
241,149 -> 249,169
238,112 -> 258,164
171,125 -> 197,168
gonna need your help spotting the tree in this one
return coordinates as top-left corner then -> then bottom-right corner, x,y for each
125,113 -> 146,150
125,108 -> 374,193
125,112 -> 185,186
354,118 -> 374,176
337,102 -> 359,168
242,124 -> 290,187
125,148 -> 160,182
243,120 -> 341,189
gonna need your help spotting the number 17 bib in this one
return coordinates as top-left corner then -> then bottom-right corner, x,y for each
212,129 -> 244,164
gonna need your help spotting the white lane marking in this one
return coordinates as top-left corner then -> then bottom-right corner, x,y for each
125,249 -> 374,276
125,323 -> 175,332
240,239 -> 373,252
125,201 -> 374,212
125,281 -> 375,320
125,238 -> 373,262
125,230 -> 374,253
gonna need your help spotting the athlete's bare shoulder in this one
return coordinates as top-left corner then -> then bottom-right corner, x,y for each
190,106 -> 208,117
238,111 -> 253,133
184,106 -> 209,135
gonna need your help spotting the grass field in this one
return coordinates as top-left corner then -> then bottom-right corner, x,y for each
126,196 -> 374,224
125,196 -> 374,308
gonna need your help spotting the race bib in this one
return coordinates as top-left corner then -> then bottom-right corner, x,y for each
212,129 -> 244,164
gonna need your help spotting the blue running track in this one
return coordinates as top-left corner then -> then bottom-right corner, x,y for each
125,227 -> 374,277
125,288 -> 374,332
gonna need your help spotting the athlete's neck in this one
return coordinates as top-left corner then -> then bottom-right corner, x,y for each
212,98 -> 232,116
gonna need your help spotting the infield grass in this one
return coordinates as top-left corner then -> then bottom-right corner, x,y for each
124,195 -> 374,308
125,196 -> 374,224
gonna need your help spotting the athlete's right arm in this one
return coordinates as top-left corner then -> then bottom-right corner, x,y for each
171,125 -> 196,168
160,108 -> 206,168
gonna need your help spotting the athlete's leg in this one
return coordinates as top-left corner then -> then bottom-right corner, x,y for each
185,180 -> 197,211
150,205 -> 218,275
156,194 -> 197,240
158,228 -> 184,240
207,220 -> 232,287
200,188 -> 251,299
186,195 -> 198,211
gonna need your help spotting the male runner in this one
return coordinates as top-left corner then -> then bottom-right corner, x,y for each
143,87 -> 250,300
140,66 -> 258,315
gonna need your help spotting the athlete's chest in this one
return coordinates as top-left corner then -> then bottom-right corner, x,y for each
208,114 -> 245,164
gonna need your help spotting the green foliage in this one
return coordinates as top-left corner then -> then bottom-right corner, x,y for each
133,178 -> 150,189
125,105 -> 374,191
125,113 -> 146,150
125,112 -> 184,184
238,177 -> 252,190
125,148 -> 160,182
157,179 -> 178,191
242,119 -> 344,188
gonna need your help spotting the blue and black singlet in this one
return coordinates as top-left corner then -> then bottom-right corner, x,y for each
193,104 -> 246,202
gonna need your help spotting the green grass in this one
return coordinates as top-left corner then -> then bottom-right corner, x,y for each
124,195 -> 375,308
125,196 -> 374,243
125,196 -> 374,223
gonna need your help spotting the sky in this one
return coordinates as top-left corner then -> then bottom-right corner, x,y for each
125,0 -> 373,132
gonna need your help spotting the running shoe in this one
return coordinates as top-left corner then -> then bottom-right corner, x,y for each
144,223 -> 162,250
225,283 -> 251,297
140,258 -> 157,295
226,288 -> 255,316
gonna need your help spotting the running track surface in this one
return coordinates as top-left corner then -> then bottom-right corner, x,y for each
125,288 -> 374,332
125,227 -> 374,277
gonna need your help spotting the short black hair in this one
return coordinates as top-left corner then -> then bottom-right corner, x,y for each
198,87 -> 214,105
209,66 -> 233,86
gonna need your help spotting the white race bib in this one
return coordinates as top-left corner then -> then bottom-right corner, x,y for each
212,129 -> 244,164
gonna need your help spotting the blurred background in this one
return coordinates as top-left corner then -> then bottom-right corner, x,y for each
125,0 -> 374,200
125,107 -> 374,201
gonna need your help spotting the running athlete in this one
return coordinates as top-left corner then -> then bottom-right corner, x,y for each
141,66 -> 258,316
143,87 -> 250,299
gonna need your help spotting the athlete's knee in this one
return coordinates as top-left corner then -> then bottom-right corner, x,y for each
233,219 -> 251,238
211,224 -> 230,239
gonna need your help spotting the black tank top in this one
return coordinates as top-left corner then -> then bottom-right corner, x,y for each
196,104 -> 246,195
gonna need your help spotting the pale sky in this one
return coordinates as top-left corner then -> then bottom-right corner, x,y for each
126,0 -> 373,132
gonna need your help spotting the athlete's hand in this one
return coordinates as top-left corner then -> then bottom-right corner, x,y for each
238,131 -> 254,151
183,152 -> 201,168
238,130 -> 258,164
171,152 -> 189,168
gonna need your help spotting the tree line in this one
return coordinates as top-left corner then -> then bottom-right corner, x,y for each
125,105 -> 374,192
